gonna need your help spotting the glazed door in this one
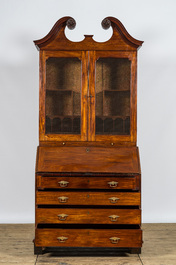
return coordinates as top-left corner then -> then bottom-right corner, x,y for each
88,51 -> 137,143
40,51 -> 88,142
40,50 -> 136,143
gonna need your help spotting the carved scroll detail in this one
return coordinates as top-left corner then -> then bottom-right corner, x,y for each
66,18 -> 76,30
101,18 -> 111,30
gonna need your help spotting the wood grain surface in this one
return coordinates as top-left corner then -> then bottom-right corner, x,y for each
35,228 -> 142,248
36,146 -> 141,173
36,208 -> 141,224
37,175 -> 138,190
36,191 -> 141,206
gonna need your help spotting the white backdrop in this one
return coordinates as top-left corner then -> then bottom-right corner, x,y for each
0,0 -> 176,223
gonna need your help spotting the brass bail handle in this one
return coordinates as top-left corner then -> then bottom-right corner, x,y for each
58,196 -> 68,203
108,215 -> 119,222
58,180 -> 69,187
57,236 -> 68,243
109,237 -> 120,244
58,214 -> 68,221
109,197 -> 119,204
108,181 -> 118,188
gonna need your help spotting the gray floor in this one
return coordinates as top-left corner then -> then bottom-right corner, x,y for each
0,224 -> 176,264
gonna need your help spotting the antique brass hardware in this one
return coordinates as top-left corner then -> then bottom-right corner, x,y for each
58,180 -> 69,187
108,215 -> 119,222
58,214 -> 68,221
108,181 -> 118,188
57,236 -> 68,243
109,197 -> 119,203
109,237 -> 120,244
58,196 -> 68,203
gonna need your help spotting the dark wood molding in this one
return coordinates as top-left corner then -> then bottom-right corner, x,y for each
103,17 -> 143,49
34,17 -> 143,51
34,16 -> 75,50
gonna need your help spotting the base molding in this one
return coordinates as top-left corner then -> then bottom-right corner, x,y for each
34,244 -> 141,255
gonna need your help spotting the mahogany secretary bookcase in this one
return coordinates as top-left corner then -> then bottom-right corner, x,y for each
34,16 -> 143,255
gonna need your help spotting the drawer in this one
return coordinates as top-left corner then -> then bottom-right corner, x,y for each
36,191 -> 140,206
35,228 -> 142,248
36,208 -> 141,224
37,175 -> 138,190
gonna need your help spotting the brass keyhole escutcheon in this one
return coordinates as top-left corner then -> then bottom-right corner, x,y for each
86,148 -> 90,153
87,194 -> 90,198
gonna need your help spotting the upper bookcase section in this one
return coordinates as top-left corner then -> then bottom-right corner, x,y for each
34,16 -> 143,51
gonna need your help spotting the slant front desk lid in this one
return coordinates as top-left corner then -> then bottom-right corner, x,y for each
36,146 -> 141,174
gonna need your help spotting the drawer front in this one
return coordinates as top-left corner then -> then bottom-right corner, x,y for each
35,228 -> 142,248
36,208 -> 141,224
37,175 -> 137,190
36,191 -> 140,206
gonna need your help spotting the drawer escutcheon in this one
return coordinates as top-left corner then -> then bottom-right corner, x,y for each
108,181 -> 118,188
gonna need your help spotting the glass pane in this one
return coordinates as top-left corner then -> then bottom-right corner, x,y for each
95,58 -> 131,135
45,57 -> 81,134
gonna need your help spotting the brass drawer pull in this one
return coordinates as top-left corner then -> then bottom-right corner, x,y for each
58,181 -> 69,187
58,196 -> 68,203
108,215 -> 119,222
110,237 -> 120,244
108,181 -> 118,188
58,214 -> 68,221
109,197 -> 119,203
57,236 -> 68,243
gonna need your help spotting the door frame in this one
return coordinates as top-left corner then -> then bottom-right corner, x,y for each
88,51 -> 137,143
39,50 -> 88,142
